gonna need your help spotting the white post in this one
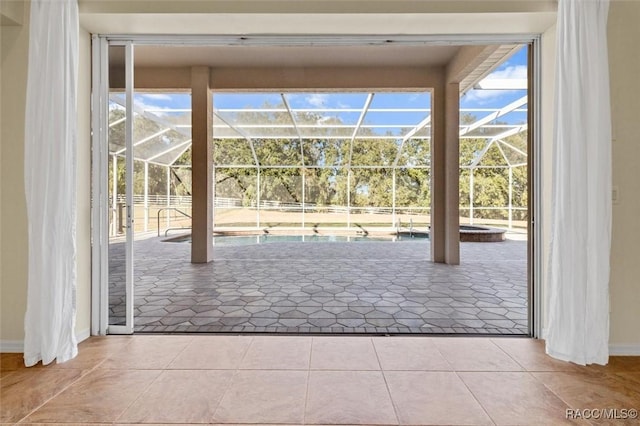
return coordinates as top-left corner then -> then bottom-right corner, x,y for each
111,155 -> 118,236
301,169 -> 305,229
469,169 -> 474,225
347,170 -> 351,228
212,166 -> 216,229
392,169 -> 396,227
256,168 -> 261,228
166,166 -> 171,228
508,166 -> 513,229
143,161 -> 149,232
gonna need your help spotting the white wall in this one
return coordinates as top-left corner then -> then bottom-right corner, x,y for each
76,26 -> 92,340
540,22 -> 556,335
1,0 -> 638,354
540,0 -> 640,351
608,0 -> 640,350
0,0 -> 29,346
0,1 -> 92,347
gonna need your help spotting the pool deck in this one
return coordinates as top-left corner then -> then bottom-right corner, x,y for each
109,234 -> 528,335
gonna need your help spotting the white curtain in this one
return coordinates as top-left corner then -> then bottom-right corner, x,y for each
23,0 -> 79,366
546,0 -> 612,365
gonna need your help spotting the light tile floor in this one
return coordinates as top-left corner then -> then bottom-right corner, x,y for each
109,236 -> 528,334
2,335 -> 639,425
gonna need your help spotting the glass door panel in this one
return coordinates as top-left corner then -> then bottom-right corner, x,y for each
107,43 -> 134,334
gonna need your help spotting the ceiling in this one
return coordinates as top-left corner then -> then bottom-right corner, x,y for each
127,44 -> 462,68
78,1 -> 557,35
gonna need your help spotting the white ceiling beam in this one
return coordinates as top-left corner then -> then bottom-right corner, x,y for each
110,94 -> 191,138
109,116 -> 126,127
473,78 -> 528,90
490,124 -> 527,142
392,114 -> 432,167
213,110 -> 260,168
347,93 -> 374,169
498,139 -> 527,157
469,139 -> 496,168
460,95 -> 527,136
495,139 -> 511,166
114,128 -> 172,155
147,139 -> 192,162
281,93 -> 306,167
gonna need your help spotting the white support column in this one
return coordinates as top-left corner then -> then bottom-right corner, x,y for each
191,66 -> 214,263
392,169 -> 397,226
432,79 -> 460,264
111,155 -> 118,236
444,82 -> 460,264
212,166 -> 216,229
143,161 -> 149,232
508,166 -> 513,229
301,169 -> 306,229
347,170 -> 351,228
469,169 -> 474,225
166,166 -> 171,228
256,168 -> 261,228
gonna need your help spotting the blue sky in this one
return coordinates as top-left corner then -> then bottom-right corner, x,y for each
134,45 -> 528,126
460,45 -> 528,123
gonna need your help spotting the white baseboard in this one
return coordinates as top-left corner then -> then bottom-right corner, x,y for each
0,340 -> 24,353
539,330 -> 640,356
4,333 -> 639,356
0,328 -> 92,353
76,328 -> 91,344
609,344 -> 640,356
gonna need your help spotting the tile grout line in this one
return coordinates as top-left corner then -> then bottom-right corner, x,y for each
114,335 -> 194,423
207,367 -> 238,424
528,371 -> 585,419
371,337 -> 401,426
488,337 -> 528,371
453,371 -> 498,426
236,335 -> 255,368
429,338 -> 455,371
165,334 -> 197,368
430,339 -> 497,425
112,367 -> 165,423
303,337 -> 315,425
211,335 -> 254,423
16,357 -> 107,424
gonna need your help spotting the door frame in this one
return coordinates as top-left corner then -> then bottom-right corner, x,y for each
91,37 -> 135,335
90,34 -> 543,337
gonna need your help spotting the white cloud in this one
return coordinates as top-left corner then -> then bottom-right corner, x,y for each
485,65 -> 528,81
306,93 -> 330,108
140,93 -> 173,101
109,94 -> 173,117
134,100 -> 174,117
464,65 -> 528,105
463,89 -> 509,105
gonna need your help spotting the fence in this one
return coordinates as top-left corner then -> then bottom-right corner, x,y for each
109,194 -> 527,236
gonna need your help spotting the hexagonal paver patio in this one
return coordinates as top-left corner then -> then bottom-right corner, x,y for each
108,235 -> 528,334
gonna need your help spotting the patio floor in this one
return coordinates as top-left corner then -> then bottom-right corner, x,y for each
109,235 -> 528,334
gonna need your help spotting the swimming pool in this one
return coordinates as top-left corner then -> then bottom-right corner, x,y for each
166,233 -> 429,246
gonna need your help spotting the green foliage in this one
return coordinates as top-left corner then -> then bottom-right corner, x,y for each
108,102 -> 528,221
459,129 -> 528,220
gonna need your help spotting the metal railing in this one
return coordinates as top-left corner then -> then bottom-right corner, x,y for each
111,193 -> 527,232
157,208 -> 192,237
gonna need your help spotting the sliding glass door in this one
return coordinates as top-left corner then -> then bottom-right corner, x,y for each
92,39 -> 135,334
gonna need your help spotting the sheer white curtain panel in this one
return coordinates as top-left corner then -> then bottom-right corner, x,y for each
23,0 -> 79,366
546,0 -> 612,365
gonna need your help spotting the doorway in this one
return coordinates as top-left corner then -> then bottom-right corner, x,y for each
92,36 -> 537,336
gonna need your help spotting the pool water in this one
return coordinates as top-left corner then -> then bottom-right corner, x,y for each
167,233 -> 429,246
